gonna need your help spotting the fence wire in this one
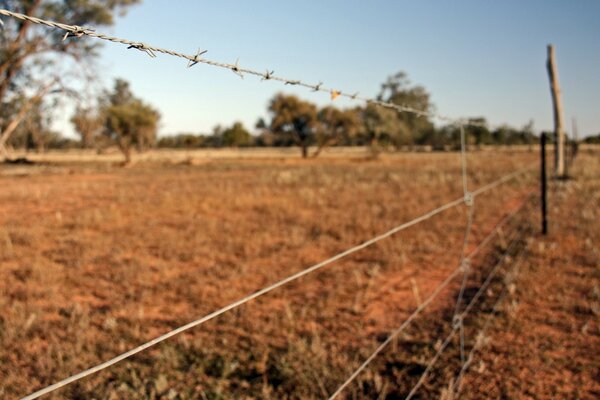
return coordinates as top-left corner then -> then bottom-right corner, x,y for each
404,228 -> 527,400
0,8 -> 489,128
0,7 -> 543,400
20,168 -> 533,400
328,190 -> 534,400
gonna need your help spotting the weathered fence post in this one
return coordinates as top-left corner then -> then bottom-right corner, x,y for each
546,44 -> 565,178
540,133 -> 548,235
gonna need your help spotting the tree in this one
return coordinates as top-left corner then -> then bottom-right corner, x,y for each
465,117 -> 491,148
267,93 -> 318,158
221,122 -> 253,147
361,103 -> 410,156
314,106 -> 360,157
377,71 -> 435,147
71,106 -> 103,148
4,98 -> 56,152
0,0 -> 141,159
102,79 -> 160,164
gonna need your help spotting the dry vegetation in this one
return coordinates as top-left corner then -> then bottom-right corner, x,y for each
0,148 -> 597,399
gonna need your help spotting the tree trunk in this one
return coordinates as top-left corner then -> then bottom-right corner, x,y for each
0,81 -> 56,160
117,136 -> 133,166
301,142 -> 308,158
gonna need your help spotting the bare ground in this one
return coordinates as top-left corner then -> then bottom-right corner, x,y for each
0,148 -> 597,399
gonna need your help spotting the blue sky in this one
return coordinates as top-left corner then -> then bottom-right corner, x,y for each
64,1 -> 600,137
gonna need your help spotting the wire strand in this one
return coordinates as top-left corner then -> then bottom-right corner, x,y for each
404,229 -> 525,400
327,189 -> 533,400
20,169 -> 532,400
0,8 -> 488,128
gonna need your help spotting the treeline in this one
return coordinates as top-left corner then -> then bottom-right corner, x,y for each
3,71 -> 542,162
156,72 -> 539,158
157,116 -> 539,152
583,134 -> 600,144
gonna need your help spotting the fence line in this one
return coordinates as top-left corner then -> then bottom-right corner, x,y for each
327,190 -> 533,400
0,8 -> 543,400
0,8 -> 488,128
451,252 -> 524,397
21,168 -> 532,400
404,230 -> 527,400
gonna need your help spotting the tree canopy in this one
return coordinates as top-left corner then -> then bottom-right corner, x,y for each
0,0 -> 141,158
268,93 -> 319,158
102,79 -> 160,164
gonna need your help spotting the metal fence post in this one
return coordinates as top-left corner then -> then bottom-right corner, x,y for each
541,133 -> 548,235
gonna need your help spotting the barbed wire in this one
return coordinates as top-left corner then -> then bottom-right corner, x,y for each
327,190 -> 533,400
0,8 -> 490,128
20,167 -> 533,400
0,8 -> 542,400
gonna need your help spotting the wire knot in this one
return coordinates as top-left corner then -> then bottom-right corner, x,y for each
460,259 -> 471,273
62,25 -> 87,41
187,48 -> 208,68
452,314 -> 463,330
231,58 -> 244,78
464,191 -> 474,207
262,69 -> 275,80
128,42 -> 156,58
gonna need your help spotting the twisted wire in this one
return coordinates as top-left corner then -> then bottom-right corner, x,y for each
327,188 -> 533,400
20,169 -> 533,400
0,8 -> 488,128
404,228 -> 525,400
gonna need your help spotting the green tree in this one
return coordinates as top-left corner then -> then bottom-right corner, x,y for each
361,103 -> 410,156
377,71 -> 434,147
314,106 -> 360,157
0,0 -> 141,158
267,93 -> 318,158
221,121 -> 253,147
102,79 -> 160,164
465,117 -> 491,148
71,106 -> 103,148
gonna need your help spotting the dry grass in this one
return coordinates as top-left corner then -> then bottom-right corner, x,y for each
2,147 -> 583,399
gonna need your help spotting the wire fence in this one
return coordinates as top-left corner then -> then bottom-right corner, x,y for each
0,8 -> 488,128
0,8 -> 541,400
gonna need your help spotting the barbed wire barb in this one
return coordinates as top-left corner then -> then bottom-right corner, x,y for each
0,8 -> 494,128
187,48 -> 208,68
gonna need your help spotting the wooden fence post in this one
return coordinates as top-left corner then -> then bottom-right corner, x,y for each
546,44 -> 565,178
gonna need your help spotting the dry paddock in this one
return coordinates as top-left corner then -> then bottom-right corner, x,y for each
0,147 -> 597,399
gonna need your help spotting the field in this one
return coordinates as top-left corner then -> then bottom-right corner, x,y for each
1,147 -> 598,399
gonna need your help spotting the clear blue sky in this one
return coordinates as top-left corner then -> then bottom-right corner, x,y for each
63,0 -> 600,137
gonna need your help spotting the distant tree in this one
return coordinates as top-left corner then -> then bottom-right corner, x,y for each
583,133 -> 600,144
267,93 -> 319,158
0,0 -> 142,159
314,106 -> 360,157
361,103 -> 410,156
418,125 -> 451,150
465,117 -> 491,148
102,79 -> 160,164
221,122 -> 253,147
71,106 -> 103,148
6,99 -> 56,152
377,71 -> 435,146
157,133 -> 205,148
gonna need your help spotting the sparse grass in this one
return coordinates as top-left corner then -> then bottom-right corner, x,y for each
2,148 -> 594,399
